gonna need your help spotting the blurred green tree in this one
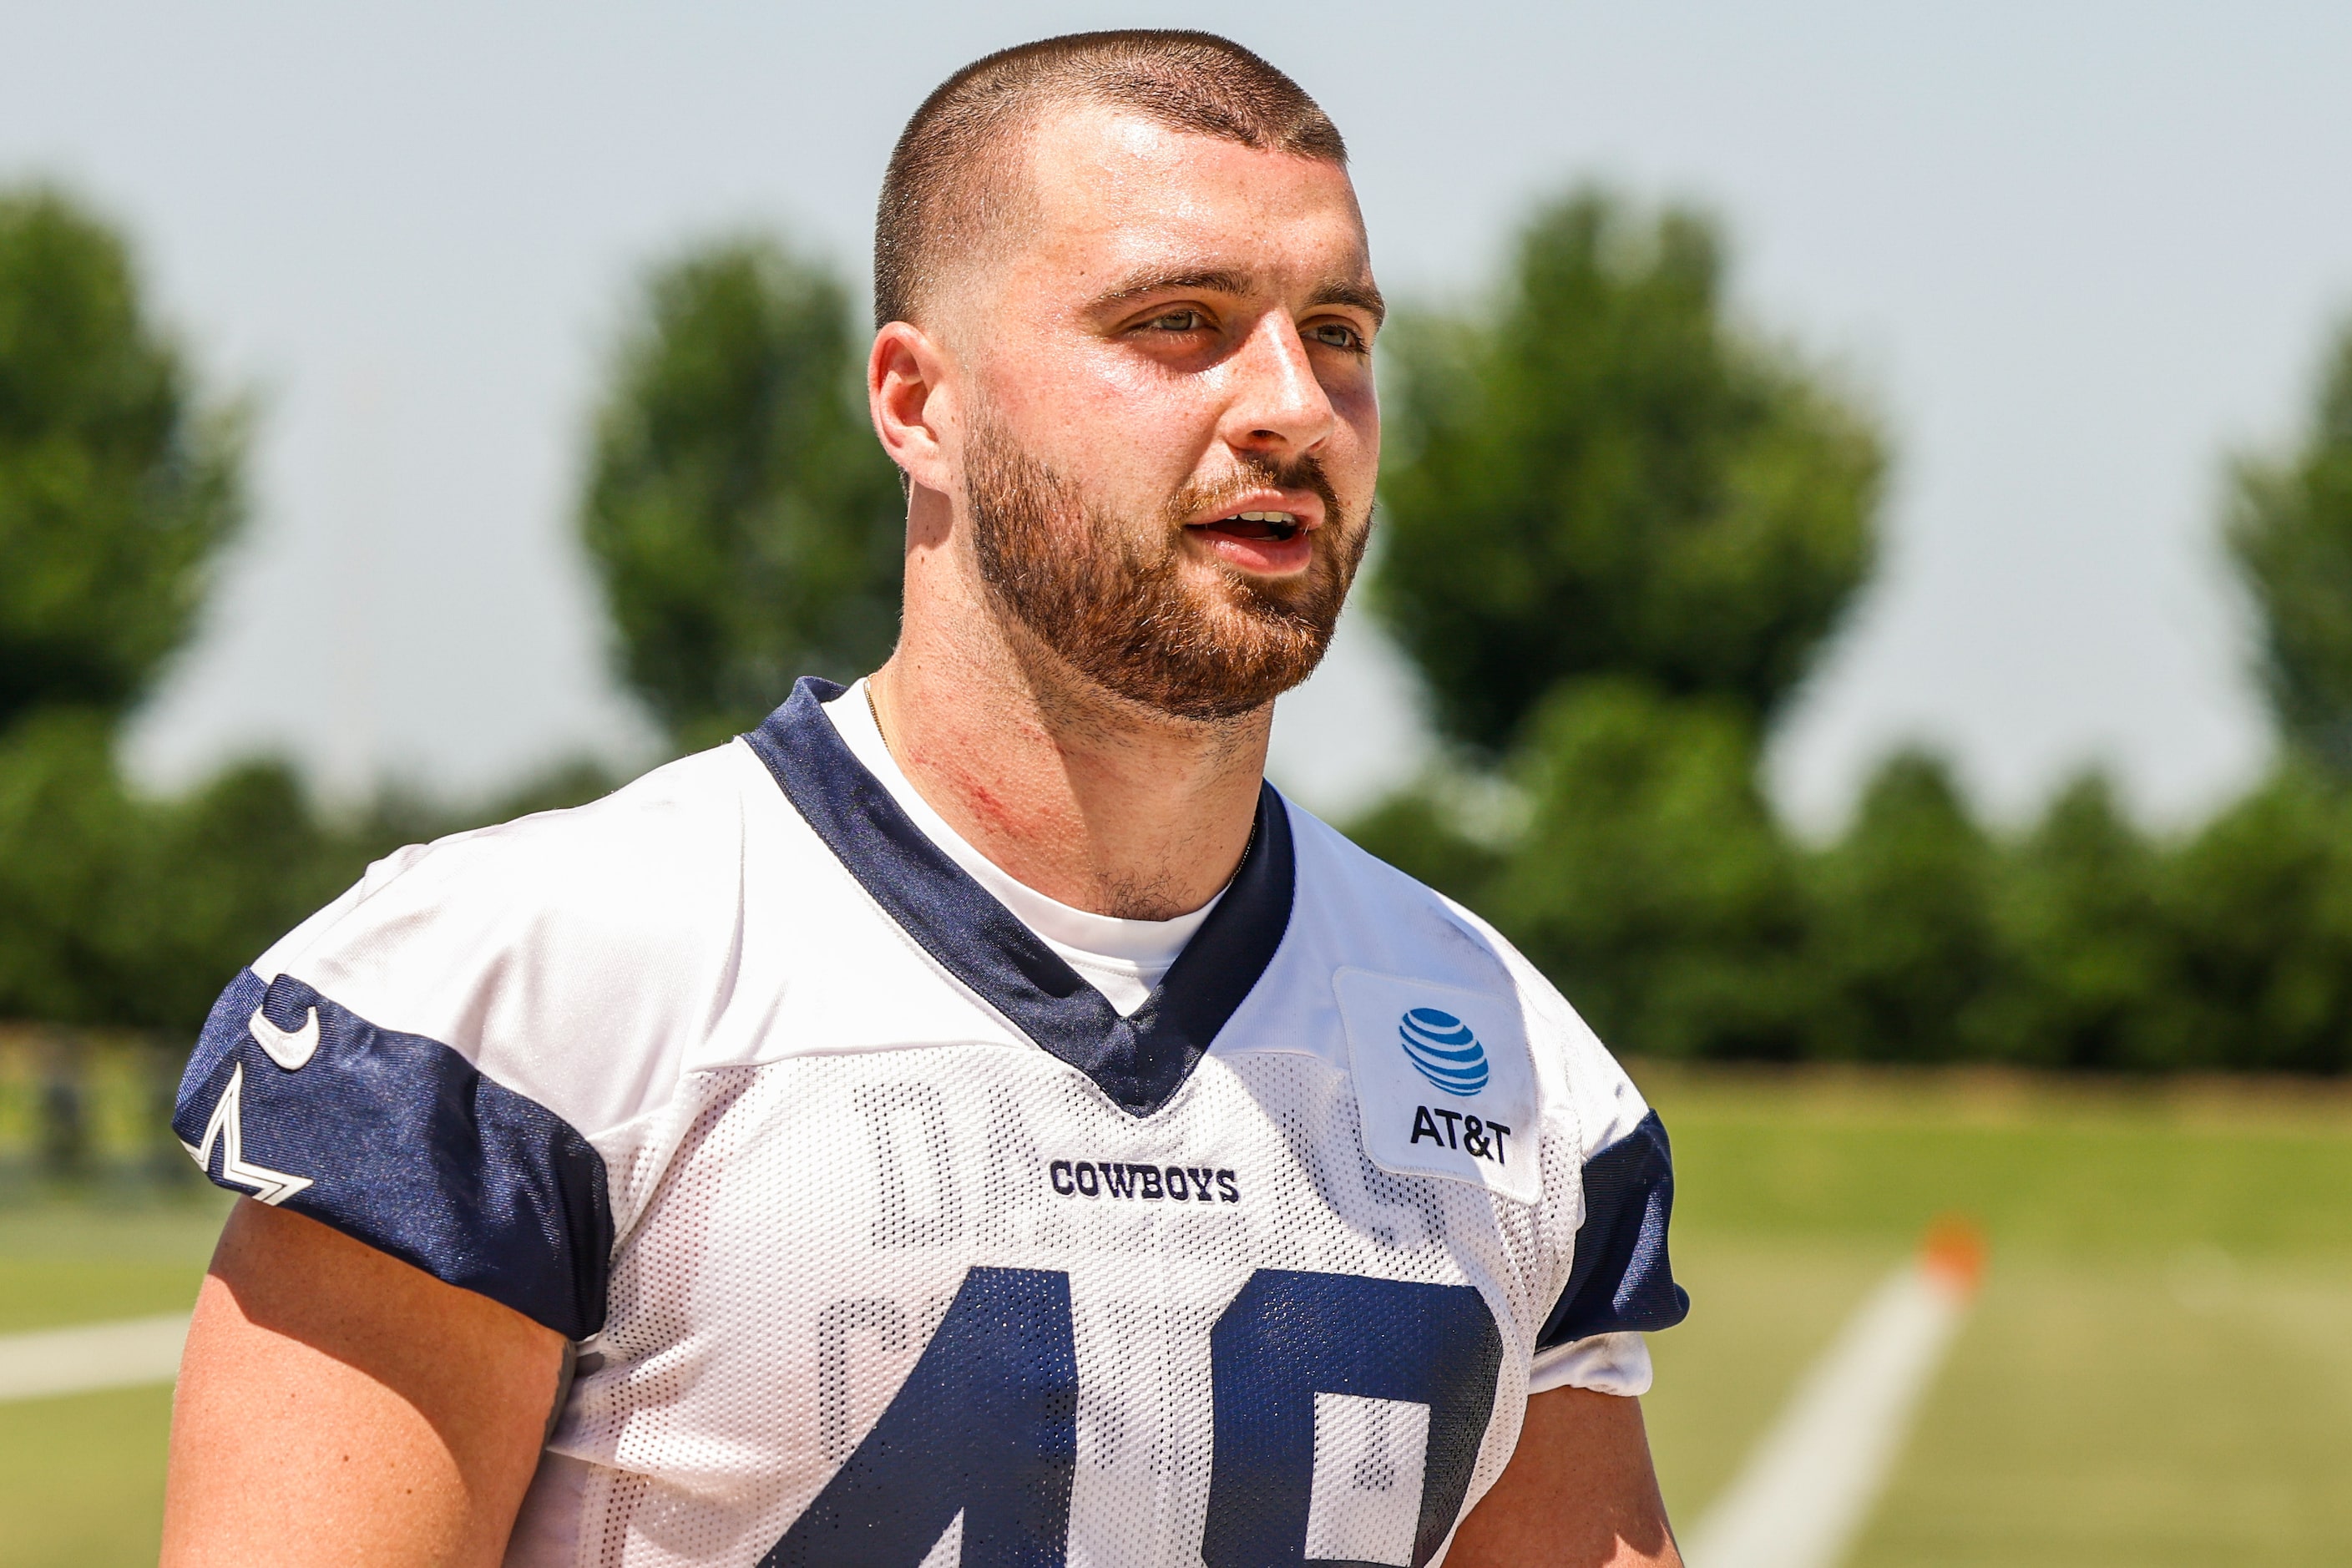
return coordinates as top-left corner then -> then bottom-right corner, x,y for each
1804,749 -> 2000,1063
0,185 -> 255,1046
0,187 -> 245,734
1372,188 -> 1885,756
129,761 -> 375,1031
2163,762 -> 2352,1074
0,709 -> 148,1026
0,187 -> 625,1181
2226,324 -> 2352,776
0,714 -> 389,1034
1982,771 -> 2177,1070
1342,781 -> 1509,913
581,235 -> 904,751
1483,680 -> 1811,1060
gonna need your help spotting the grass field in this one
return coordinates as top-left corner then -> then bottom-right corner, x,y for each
0,1067 -> 2347,1565
0,1191 -> 227,1565
1639,1065 -> 2352,1565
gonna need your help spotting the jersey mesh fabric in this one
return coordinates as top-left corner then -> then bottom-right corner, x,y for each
531,1042 -> 1576,1568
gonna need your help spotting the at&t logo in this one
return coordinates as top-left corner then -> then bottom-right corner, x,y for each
1397,1007 -> 1490,1097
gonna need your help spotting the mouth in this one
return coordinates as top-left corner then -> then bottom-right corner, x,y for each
1194,509 -> 1305,544
1183,498 -> 1324,576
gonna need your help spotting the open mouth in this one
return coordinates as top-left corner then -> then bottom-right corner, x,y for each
1191,510 -> 1304,543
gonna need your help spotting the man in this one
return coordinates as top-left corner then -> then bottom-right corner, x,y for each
163,31 -> 1687,1568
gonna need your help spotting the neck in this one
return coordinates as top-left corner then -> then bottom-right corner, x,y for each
867,551 -> 1270,923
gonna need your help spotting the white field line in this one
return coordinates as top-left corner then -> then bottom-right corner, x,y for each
1682,1256 -> 1975,1568
0,1312 -> 191,1404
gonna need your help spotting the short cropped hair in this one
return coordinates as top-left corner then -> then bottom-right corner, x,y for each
874,31 -> 1348,329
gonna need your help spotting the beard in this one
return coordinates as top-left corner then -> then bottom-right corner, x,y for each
964,413 -> 1369,723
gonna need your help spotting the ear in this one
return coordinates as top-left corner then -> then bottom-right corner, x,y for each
869,321 -> 958,497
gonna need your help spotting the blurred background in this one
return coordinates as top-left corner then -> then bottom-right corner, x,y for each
3,3 -> 2349,1562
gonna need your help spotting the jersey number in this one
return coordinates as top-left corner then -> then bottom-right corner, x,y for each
763,1267 -> 1503,1568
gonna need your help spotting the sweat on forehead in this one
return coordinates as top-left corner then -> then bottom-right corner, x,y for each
873,30 -> 1348,331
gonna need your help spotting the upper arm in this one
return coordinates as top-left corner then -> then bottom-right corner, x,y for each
1444,1386 -> 1682,1568
163,1200 -> 567,1567
157,800 -> 731,1560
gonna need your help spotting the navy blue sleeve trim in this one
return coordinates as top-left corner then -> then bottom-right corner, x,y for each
1537,1109 -> 1691,1348
173,969 -> 615,1340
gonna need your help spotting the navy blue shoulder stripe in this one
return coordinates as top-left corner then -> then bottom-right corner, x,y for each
745,676 -> 1296,1117
173,969 -> 614,1341
1537,1109 -> 1691,1347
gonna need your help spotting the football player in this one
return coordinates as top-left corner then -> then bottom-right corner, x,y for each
163,31 -> 1688,1568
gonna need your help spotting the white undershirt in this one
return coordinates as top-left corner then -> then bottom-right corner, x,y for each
822,680 -> 1224,1016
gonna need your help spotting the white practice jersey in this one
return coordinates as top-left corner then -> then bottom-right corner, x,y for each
175,677 -> 1687,1568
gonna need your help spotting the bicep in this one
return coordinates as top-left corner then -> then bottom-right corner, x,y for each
1444,1385 -> 1682,1568
163,1200 -> 566,1567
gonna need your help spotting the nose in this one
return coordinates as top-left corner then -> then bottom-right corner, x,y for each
1218,311 -> 1338,459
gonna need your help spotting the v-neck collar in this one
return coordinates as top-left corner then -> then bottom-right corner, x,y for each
743,677 -> 1297,1116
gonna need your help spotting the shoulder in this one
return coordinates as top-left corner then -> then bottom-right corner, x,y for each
272,740 -> 759,961
1280,807 -> 1690,1348
1278,797 -> 1653,1161
255,741 -> 777,1136
168,741 -> 797,1339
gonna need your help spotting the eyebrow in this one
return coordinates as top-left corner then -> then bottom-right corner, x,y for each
1309,280 -> 1388,327
1085,266 -> 1388,328
1084,267 -> 1252,315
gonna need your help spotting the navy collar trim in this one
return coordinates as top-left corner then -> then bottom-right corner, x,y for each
744,677 -> 1296,1117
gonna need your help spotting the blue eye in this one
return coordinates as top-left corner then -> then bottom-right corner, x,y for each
1308,321 -> 1366,352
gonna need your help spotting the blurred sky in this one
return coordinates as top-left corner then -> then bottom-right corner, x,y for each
6,2 -> 2350,829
